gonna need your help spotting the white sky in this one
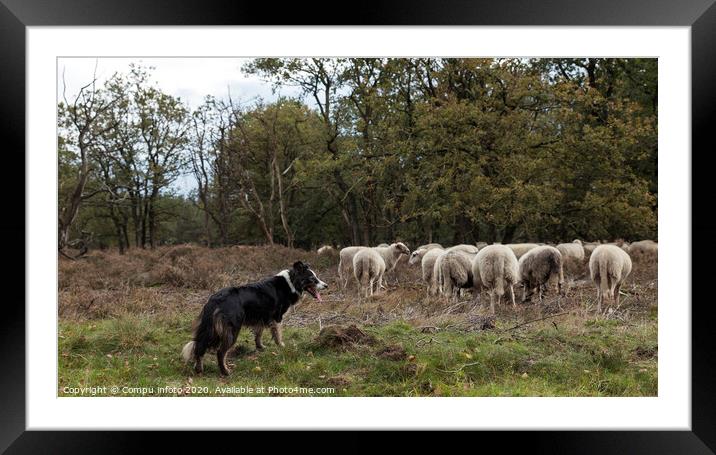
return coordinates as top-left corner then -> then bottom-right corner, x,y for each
57,57 -> 302,109
58,57 -> 304,194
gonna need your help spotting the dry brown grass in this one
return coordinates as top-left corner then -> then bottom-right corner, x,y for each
59,244 -> 657,334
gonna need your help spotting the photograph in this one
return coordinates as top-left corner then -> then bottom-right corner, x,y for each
57,56 -> 658,398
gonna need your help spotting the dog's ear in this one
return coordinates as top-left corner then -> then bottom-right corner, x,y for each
293,261 -> 307,271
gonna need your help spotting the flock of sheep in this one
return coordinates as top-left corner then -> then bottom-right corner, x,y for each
317,239 -> 657,314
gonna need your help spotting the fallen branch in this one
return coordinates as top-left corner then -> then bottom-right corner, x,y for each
503,311 -> 570,332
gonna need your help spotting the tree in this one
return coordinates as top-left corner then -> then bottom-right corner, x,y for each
58,65 -> 121,256
59,58 -> 658,252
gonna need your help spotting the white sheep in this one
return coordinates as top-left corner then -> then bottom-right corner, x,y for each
317,245 -> 337,256
409,244 -> 445,266
472,244 -> 520,315
589,244 -> 633,312
518,245 -> 565,303
353,243 -> 410,297
628,240 -> 657,259
446,244 -> 480,254
353,249 -> 385,297
338,246 -> 367,288
421,247 -> 446,296
580,240 -> 601,257
506,243 -> 540,259
408,248 -> 427,266
475,242 -> 488,250
435,250 -> 476,301
556,239 -> 585,263
604,240 -> 630,252
416,243 -> 442,251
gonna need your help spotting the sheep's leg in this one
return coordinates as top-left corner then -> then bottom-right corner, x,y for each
507,285 -> 516,308
340,262 -> 350,289
614,282 -> 622,307
596,285 -> 602,314
489,291 -> 496,315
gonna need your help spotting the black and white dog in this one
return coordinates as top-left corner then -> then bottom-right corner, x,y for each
182,261 -> 328,375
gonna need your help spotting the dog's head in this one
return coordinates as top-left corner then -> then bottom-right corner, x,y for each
291,261 -> 328,302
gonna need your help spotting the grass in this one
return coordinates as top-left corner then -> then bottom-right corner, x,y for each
58,245 -> 658,397
58,311 -> 657,397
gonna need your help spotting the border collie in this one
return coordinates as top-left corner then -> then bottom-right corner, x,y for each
181,261 -> 327,375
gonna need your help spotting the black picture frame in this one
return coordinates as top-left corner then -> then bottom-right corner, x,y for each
3,0 -> 713,451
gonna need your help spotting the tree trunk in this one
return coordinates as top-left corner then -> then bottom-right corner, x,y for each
273,159 -> 293,248
58,150 -> 90,250
203,205 -> 212,248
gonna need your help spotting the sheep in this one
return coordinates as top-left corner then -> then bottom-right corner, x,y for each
475,242 -> 488,250
435,250 -> 476,301
408,247 -> 429,266
589,244 -> 633,312
506,243 -> 539,259
518,245 -> 565,303
416,243 -> 442,251
421,247 -> 446,296
353,249 -> 385,297
580,240 -> 601,257
317,245 -> 337,256
446,244 -> 480,254
604,239 -> 631,253
471,245 -> 520,315
409,243 -> 445,266
556,239 -> 585,263
628,240 -> 658,259
382,242 -> 411,284
353,243 -> 411,297
338,246 -> 367,288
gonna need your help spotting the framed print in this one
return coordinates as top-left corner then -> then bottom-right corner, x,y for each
3,0 -> 715,451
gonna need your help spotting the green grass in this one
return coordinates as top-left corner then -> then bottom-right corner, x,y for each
58,314 -> 657,397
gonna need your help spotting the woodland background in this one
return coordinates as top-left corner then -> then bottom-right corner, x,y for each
58,58 -> 657,254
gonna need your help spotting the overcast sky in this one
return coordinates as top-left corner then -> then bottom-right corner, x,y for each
57,57 -> 303,109
58,57 -> 305,194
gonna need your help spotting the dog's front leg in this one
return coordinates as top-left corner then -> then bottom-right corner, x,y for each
251,326 -> 265,350
270,322 -> 285,347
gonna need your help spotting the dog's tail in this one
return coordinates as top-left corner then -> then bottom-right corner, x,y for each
181,297 -> 220,362
181,341 -> 195,363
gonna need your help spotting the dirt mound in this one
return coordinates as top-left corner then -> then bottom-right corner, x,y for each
326,374 -> 354,387
633,346 -> 657,359
315,324 -> 376,349
376,344 -> 407,361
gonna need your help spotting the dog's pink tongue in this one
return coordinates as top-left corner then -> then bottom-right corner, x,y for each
316,291 -> 322,302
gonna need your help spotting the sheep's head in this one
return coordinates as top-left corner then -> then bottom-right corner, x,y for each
408,248 -> 426,265
391,242 -> 410,258
572,239 -> 583,245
